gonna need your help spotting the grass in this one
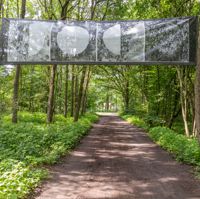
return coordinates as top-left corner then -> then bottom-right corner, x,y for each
122,114 -> 200,168
121,114 -> 148,129
0,112 -> 98,198
149,127 -> 200,166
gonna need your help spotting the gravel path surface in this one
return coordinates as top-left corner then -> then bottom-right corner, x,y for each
35,115 -> 200,199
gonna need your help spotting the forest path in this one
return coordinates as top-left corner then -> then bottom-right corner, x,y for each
35,115 -> 200,199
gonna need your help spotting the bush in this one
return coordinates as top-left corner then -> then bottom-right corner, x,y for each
144,115 -> 165,127
121,114 -> 148,129
0,112 -> 98,198
149,127 -> 200,166
0,159 -> 47,198
122,114 -> 200,168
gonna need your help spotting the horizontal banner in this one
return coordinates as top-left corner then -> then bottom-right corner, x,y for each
0,17 -> 197,65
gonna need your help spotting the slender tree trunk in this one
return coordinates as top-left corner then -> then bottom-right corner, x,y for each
81,95 -> 87,115
12,0 -> 26,123
167,91 -> 180,128
53,66 -> 58,115
20,0 -> 26,18
81,67 -> 91,115
6,0 -> 9,18
156,66 -> 160,115
187,74 -> 196,136
115,97 -> 118,112
45,66 -> 50,113
177,68 -> 190,137
74,67 -> 86,122
64,65 -> 69,117
29,66 -> 34,112
124,79 -> 130,113
12,65 -> 21,123
74,72 -> 79,118
71,65 -> 75,117
58,66 -> 63,113
106,92 -> 109,111
17,0 -> 19,18
47,65 -> 57,123
0,0 -> 3,18
195,17 -> 200,142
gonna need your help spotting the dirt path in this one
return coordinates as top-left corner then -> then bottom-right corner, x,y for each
35,115 -> 200,199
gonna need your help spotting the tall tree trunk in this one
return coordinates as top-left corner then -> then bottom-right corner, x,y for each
81,67 -> 91,115
167,91 -> 180,128
6,0 -> 9,18
0,0 -> 3,18
106,92 -> 109,111
20,0 -> 26,18
64,65 -> 69,117
195,18 -> 200,142
54,66 -> 59,114
29,66 -> 34,112
74,67 -> 87,122
12,65 -> 21,123
177,68 -> 190,137
156,66 -> 161,115
71,65 -> 75,117
47,65 -> 57,123
58,66 -> 63,113
17,0 -> 19,18
124,79 -> 130,113
74,71 -> 79,118
81,95 -> 88,115
12,0 -> 26,123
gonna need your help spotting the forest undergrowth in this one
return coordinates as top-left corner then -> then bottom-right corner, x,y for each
0,112 -> 98,198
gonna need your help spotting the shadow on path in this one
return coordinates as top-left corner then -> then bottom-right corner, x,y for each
35,116 -> 200,199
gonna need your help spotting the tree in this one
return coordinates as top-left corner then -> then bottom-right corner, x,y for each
47,64 -> 57,123
195,16 -> 200,142
177,67 -> 190,137
81,66 -> 92,115
64,65 -> 69,117
74,66 -> 87,122
12,0 -> 26,123
71,65 -> 75,117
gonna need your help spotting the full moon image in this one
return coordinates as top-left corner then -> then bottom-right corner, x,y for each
57,25 -> 90,56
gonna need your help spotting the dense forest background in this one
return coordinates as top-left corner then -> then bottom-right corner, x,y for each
0,0 -> 200,136
1,0 -> 200,198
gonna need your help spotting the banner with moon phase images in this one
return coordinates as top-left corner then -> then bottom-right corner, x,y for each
0,17 -> 197,65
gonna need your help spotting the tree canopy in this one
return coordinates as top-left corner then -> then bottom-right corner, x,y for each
1,0 -> 200,197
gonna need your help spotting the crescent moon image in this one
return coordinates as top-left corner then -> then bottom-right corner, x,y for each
103,24 -> 121,55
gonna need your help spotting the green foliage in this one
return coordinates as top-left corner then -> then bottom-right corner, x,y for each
149,127 -> 200,166
3,112 -> 46,124
121,114 -> 148,129
0,112 -> 98,198
122,114 -> 200,168
172,121 -> 193,135
0,159 -> 47,199
1,0 -> 200,196
121,114 -> 166,130
143,115 -> 166,127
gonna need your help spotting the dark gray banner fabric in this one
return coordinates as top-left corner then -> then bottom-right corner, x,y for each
0,17 -> 197,65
